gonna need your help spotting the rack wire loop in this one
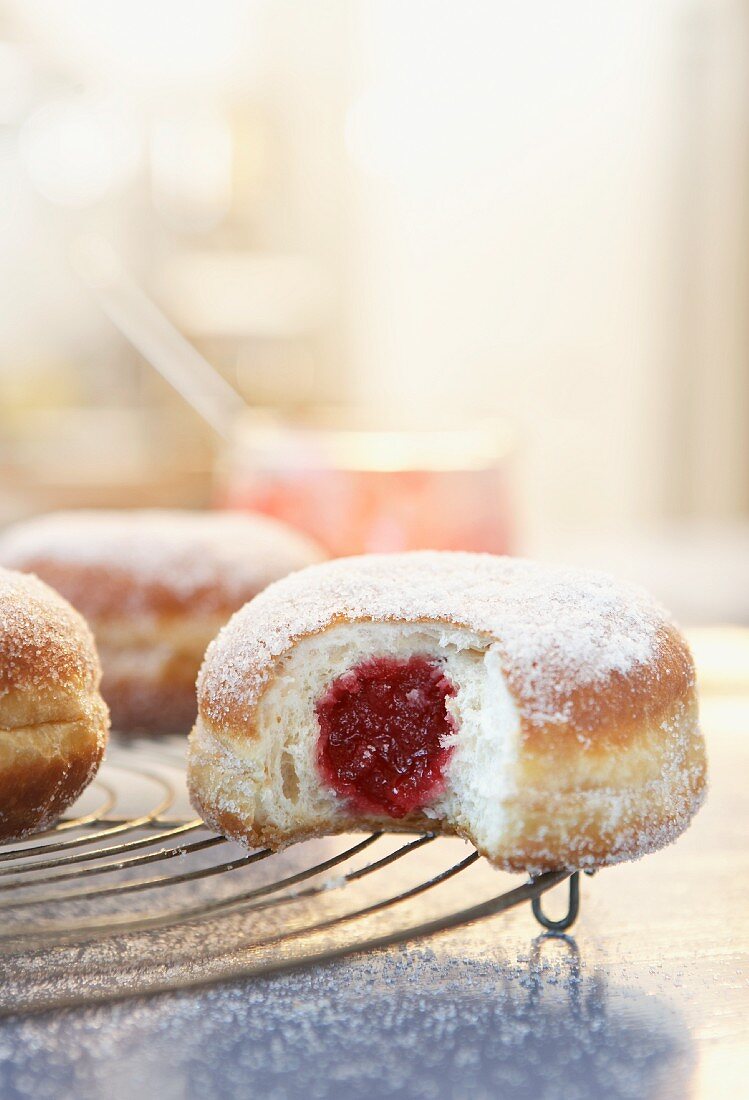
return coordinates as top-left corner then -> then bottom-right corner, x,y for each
531,870 -> 580,932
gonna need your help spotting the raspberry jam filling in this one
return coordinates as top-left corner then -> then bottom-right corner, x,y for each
315,655 -> 457,818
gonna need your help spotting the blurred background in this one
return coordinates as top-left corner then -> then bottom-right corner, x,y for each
0,0 -> 748,624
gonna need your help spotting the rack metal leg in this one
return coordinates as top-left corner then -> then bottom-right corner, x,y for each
531,871 -> 580,932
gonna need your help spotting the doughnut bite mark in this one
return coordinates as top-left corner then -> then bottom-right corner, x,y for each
0,567 -> 109,842
316,655 -> 456,817
187,551 -> 707,873
0,510 -> 325,734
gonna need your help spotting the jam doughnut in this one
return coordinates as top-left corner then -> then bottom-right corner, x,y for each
0,567 -> 108,842
187,552 -> 706,873
0,510 -> 324,735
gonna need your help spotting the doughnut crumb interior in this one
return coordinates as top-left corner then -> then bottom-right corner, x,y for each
0,566 -> 109,842
188,551 -> 707,874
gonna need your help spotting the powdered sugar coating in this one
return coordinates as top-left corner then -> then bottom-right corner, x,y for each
0,566 -> 100,693
0,510 -> 325,617
0,565 -> 108,841
199,551 -> 690,733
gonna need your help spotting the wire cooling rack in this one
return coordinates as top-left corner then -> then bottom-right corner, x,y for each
0,737 -> 578,1016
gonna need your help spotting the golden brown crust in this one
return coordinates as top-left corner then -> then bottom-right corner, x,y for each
0,566 -> 109,841
188,799 -> 455,856
0,705 -> 108,842
515,619 -> 695,748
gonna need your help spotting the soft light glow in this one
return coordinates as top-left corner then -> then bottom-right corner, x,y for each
8,0 -> 258,92
0,42 -> 35,126
150,105 -> 233,232
686,627 -> 749,692
158,252 -> 332,338
20,97 -> 141,207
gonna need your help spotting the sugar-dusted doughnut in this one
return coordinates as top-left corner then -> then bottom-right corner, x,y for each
0,511 -> 325,735
188,552 -> 706,873
0,567 -> 108,841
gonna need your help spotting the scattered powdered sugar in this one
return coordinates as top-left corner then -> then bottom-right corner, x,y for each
0,510 -> 325,615
0,566 -> 98,690
199,552 -> 678,730
0,947 -> 695,1100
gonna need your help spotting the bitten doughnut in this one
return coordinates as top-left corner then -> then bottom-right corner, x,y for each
0,511 -> 324,735
188,552 -> 706,873
0,567 -> 108,842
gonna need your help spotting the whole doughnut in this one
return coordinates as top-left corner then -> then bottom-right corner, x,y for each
0,567 -> 108,842
0,510 -> 325,735
188,551 -> 706,874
